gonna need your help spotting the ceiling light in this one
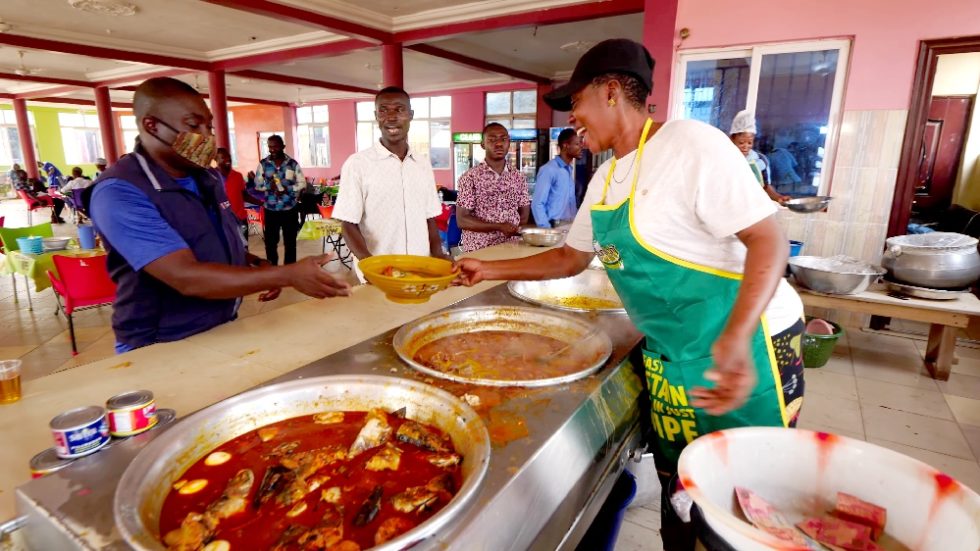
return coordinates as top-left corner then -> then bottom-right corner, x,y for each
560,41 -> 594,53
67,0 -> 137,16
0,19 -> 12,33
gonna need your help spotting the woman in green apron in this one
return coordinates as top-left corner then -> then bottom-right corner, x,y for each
454,39 -> 805,550
730,109 -> 790,204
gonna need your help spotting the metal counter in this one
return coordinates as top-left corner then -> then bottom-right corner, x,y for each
13,284 -> 645,550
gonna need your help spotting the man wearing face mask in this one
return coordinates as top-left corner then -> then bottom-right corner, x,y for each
333,86 -> 447,281
85,77 -> 350,353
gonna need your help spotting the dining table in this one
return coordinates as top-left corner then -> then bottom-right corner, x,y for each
0,248 -> 105,309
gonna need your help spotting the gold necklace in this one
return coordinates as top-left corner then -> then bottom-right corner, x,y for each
611,152 -> 637,184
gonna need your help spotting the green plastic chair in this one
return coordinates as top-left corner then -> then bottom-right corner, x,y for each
0,222 -> 55,308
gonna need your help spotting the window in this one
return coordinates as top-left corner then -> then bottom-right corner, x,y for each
673,40 -> 850,196
485,90 -> 536,129
296,105 -> 329,167
0,110 -> 36,166
356,96 -> 452,169
59,112 -> 103,164
120,115 -> 139,153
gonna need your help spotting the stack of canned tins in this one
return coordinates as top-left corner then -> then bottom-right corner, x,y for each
29,390 -> 175,478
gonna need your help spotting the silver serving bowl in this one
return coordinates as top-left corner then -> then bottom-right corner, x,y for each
114,375 -> 490,551
784,196 -> 832,213
393,305 -> 612,387
42,237 -> 71,251
519,227 -> 567,247
508,270 -> 626,314
789,256 -> 885,295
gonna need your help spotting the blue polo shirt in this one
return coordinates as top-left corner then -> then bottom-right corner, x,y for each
532,156 -> 577,227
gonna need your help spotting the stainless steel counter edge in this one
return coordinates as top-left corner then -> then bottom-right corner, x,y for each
14,284 -> 644,550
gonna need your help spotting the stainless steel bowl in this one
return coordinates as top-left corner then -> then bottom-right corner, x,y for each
789,256 -> 885,295
519,227 -> 567,247
784,196 -> 832,213
114,375 -> 490,551
507,270 -> 626,314
393,305 -> 613,387
42,237 -> 71,251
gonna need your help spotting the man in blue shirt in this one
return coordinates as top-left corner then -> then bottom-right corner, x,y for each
87,77 -> 350,353
532,128 -> 582,227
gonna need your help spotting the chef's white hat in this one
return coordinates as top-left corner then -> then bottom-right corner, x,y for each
729,110 -> 757,135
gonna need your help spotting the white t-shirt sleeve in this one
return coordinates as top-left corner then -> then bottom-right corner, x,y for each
690,125 -> 778,239
332,155 -> 364,224
565,165 -> 610,252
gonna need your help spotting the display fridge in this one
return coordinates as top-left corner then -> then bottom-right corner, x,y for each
452,132 -> 486,187
507,128 -> 548,188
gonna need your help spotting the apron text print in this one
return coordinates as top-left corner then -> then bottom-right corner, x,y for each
644,356 -> 699,444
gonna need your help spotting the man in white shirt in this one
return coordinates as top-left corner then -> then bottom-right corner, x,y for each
333,87 -> 448,280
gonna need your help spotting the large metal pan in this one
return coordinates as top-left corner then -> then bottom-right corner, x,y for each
114,375 -> 490,551
393,306 -> 613,387
507,269 -> 626,314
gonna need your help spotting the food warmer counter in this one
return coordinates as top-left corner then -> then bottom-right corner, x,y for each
12,284 -> 645,550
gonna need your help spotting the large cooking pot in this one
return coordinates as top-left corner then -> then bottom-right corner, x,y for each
114,375 -> 490,551
882,232 -> 980,289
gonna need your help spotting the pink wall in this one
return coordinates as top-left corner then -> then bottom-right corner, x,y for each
669,0 -> 980,111
229,105 -> 289,173
643,0 -> 679,122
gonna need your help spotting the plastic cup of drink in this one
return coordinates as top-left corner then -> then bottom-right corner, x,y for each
0,359 -> 23,404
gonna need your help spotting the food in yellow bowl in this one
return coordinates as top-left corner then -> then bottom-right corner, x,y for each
359,255 -> 457,304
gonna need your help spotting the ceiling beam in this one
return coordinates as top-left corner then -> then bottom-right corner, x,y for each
93,69 -> 194,88
0,34 -> 211,71
213,38 -> 373,71
199,0 -> 392,43
232,69 -> 375,95
407,44 -> 550,84
393,0 -> 644,43
113,85 -> 291,107
28,97 -> 132,109
15,85 -> 86,99
0,72 -> 93,88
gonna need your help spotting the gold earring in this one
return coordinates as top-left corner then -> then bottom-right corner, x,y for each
608,98 -> 616,107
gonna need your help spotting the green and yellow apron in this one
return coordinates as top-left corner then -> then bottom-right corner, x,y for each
591,119 -> 788,469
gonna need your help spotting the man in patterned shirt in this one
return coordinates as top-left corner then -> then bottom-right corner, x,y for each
251,134 -> 305,265
456,123 -> 530,252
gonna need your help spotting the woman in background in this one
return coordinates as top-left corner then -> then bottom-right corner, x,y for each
730,110 -> 789,204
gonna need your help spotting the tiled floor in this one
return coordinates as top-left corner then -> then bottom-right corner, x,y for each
0,198 -> 356,380
3,199 -> 980,549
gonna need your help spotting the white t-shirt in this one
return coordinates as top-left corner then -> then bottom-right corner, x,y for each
333,141 -> 443,279
566,119 -> 803,334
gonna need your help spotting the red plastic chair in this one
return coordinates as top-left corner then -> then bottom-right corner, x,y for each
246,206 -> 265,241
17,190 -> 53,226
47,254 -> 116,355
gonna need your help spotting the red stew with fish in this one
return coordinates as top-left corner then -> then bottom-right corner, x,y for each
159,409 -> 462,551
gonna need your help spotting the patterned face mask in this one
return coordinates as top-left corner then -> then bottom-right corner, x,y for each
151,118 -> 216,168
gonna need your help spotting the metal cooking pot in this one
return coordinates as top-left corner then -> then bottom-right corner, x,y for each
114,375 -> 490,551
882,232 -> 980,289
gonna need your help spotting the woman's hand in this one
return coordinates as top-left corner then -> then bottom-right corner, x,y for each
453,258 -> 485,286
690,332 -> 757,415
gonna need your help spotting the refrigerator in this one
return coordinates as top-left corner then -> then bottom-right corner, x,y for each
452,132 -> 486,187
507,128 -> 548,189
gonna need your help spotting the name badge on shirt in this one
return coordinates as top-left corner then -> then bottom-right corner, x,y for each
220,200 -> 231,210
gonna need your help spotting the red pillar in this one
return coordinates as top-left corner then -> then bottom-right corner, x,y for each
382,43 -> 404,89
208,70 -> 230,150
642,0 -> 679,122
13,98 -> 38,179
284,105 -> 298,160
536,83 -> 554,129
94,86 -> 120,163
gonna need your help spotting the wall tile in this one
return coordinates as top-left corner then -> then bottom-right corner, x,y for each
881,110 -> 909,171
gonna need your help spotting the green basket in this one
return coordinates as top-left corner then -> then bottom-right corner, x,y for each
802,320 -> 844,368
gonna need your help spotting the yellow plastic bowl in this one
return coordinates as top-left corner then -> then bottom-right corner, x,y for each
359,255 -> 457,304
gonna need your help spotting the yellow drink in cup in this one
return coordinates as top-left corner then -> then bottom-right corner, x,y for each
0,359 -> 22,404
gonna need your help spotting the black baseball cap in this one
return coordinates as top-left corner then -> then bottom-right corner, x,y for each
544,38 -> 654,112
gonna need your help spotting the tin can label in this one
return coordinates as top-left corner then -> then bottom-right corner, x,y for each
109,401 -> 157,437
53,415 -> 110,458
